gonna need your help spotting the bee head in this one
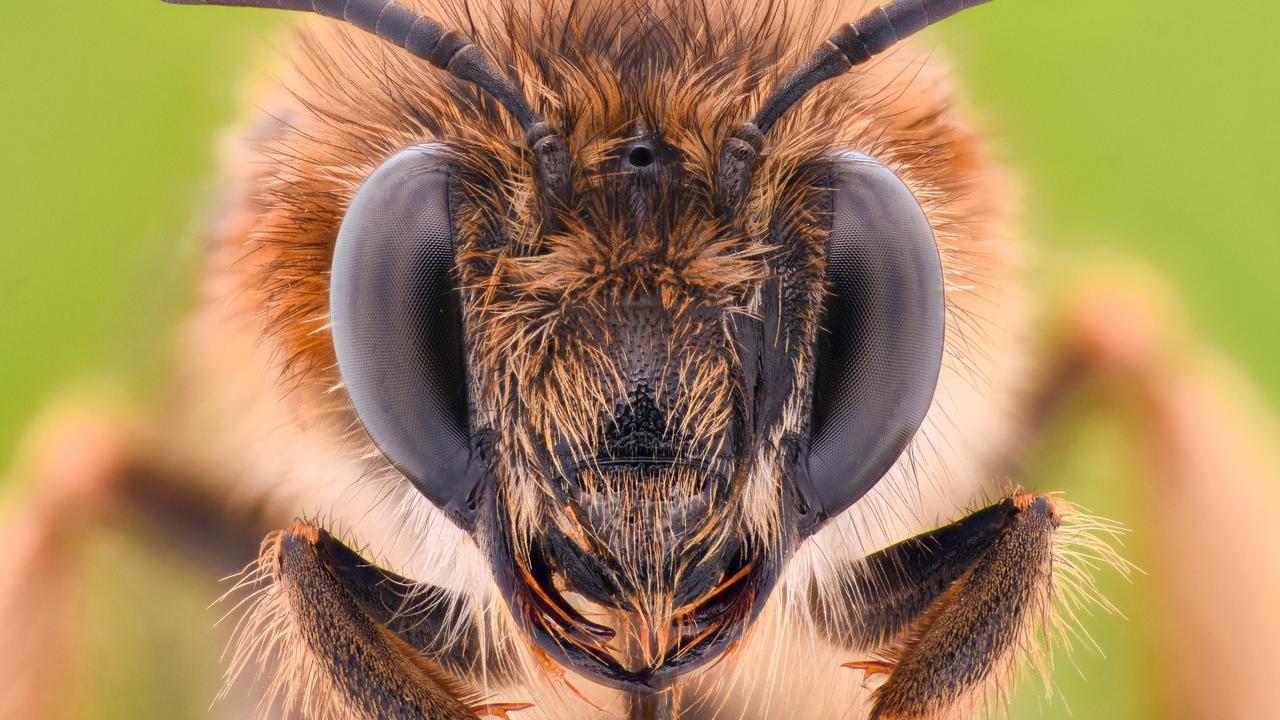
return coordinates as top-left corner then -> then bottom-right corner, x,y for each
177,0 -> 995,694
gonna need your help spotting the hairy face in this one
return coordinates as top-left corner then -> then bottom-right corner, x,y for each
241,0 -> 1012,694
419,80 -> 820,686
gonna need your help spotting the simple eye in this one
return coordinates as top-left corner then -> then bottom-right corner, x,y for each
329,144 -> 477,525
801,151 -> 945,526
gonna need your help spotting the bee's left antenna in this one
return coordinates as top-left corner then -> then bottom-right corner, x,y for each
164,0 -> 571,205
716,0 -> 991,211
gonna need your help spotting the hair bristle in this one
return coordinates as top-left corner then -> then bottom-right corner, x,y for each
218,531 -> 345,719
976,497 -> 1135,720
797,494 -> 1133,720
216,522 -> 525,719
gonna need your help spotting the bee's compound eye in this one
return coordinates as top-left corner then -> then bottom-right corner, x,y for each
801,151 -> 945,526
329,144 -> 477,525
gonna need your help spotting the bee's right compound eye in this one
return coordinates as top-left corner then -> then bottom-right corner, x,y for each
329,144 -> 479,527
794,151 -> 946,531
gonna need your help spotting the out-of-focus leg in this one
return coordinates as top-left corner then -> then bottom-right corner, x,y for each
1062,272 -> 1280,720
0,401 -> 139,718
0,397 -> 273,718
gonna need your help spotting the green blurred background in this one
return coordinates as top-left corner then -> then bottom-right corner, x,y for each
0,1 -> 1276,718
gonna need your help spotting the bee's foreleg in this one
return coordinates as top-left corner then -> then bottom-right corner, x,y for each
290,522 -> 512,683
243,521 -> 528,720
815,492 -> 1067,720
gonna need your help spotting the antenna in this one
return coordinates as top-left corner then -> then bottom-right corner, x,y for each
716,0 -> 991,210
165,0 -> 571,204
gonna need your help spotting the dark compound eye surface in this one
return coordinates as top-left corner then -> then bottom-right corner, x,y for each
799,151 -> 946,527
329,144 -> 476,524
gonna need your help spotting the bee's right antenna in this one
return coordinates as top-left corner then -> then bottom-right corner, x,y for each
164,0 -> 571,206
716,0 -> 992,211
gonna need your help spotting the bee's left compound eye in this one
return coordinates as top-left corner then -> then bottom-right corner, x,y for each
329,144 -> 478,526
795,151 -> 946,530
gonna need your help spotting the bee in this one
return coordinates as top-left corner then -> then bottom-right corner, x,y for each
18,0 -> 1280,719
